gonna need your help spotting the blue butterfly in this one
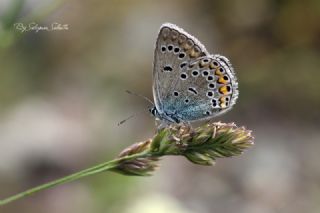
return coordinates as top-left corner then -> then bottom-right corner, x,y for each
149,23 -> 238,125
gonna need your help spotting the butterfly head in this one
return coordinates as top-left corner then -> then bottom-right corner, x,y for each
149,106 -> 159,118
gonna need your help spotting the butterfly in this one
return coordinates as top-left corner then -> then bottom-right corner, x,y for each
148,23 -> 239,125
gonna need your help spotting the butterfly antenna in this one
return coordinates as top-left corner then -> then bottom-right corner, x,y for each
125,90 -> 154,105
118,90 -> 154,126
117,107 -> 150,126
117,114 -> 135,126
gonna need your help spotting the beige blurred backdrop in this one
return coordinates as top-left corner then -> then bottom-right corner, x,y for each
0,0 -> 320,212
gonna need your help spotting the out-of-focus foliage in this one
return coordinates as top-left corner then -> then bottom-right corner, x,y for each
0,0 -> 319,212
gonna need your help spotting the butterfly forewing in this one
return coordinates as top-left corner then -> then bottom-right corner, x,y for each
153,23 -> 208,112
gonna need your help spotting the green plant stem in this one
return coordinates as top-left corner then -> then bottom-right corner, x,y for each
0,151 -> 148,206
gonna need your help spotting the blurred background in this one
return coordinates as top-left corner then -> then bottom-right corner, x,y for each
0,0 -> 320,212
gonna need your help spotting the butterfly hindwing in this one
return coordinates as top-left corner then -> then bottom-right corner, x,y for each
173,55 -> 239,121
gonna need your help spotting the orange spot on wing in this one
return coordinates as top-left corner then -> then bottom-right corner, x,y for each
220,102 -> 227,108
218,77 -> 227,84
215,68 -> 224,76
219,86 -> 229,94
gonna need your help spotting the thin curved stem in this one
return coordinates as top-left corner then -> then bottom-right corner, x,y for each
0,152 -> 147,206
